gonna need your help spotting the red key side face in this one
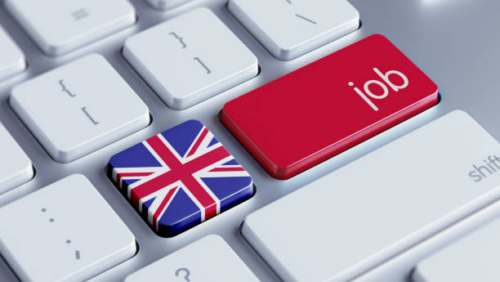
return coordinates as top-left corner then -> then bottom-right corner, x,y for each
221,34 -> 439,180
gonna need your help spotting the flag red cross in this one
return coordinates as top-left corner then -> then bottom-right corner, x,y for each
128,133 -> 231,228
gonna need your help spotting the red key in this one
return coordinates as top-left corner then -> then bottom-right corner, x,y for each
221,34 -> 439,179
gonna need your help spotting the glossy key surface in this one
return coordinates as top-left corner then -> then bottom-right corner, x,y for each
123,8 -> 258,110
242,111 -> 500,282
222,34 -> 439,179
412,217 -> 500,282
228,0 -> 360,60
5,0 -> 136,56
10,54 -> 150,163
108,120 -> 254,237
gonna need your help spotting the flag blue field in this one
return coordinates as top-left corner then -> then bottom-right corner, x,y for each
108,120 -> 254,237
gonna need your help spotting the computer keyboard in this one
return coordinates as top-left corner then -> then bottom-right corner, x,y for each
227,0 -> 360,61
123,8 -> 259,110
0,0 -> 499,282
4,0 -> 137,56
10,54 -> 151,163
0,175 -> 137,282
241,111 -> 500,282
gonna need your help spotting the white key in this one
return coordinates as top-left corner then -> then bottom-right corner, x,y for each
0,122 -> 33,194
412,217 -> 500,282
145,0 -> 191,10
228,0 -> 360,61
242,111 -> 500,282
0,174 -> 136,282
5,0 -> 136,56
0,25 -> 26,81
123,8 -> 258,110
10,54 -> 150,163
125,235 -> 258,282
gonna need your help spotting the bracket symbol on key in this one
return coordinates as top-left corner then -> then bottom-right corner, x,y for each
81,107 -> 99,125
59,80 -> 77,97
193,57 -> 211,74
168,31 -> 211,75
169,32 -> 187,49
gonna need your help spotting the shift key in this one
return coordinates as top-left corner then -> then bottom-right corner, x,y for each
222,34 -> 439,179
242,111 -> 500,282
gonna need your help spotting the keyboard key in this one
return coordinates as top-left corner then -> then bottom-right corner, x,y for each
228,0 -> 360,60
5,0 -> 136,56
145,0 -> 191,10
123,8 -> 258,110
0,26 -> 26,82
0,122 -> 33,194
0,174 -> 136,282
222,35 -> 438,179
242,111 -> 500,282
412,217 -> 500,282
126,235 -> 258,282
108,120 -> 254,237
10,54 -> 150,163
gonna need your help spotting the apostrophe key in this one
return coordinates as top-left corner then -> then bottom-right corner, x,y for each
228,0 -> 360,60
222,34 -> 439,179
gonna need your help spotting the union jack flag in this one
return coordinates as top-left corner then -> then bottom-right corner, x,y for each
108,120 -> 254,237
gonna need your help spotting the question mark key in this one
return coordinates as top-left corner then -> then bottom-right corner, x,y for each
125,235 -> 258,282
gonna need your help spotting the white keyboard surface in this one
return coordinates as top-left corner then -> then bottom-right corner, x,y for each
0,26 -> 25,81
412,216 -> 500,282
228,0 -> 360,61
242,111 -> 500,282
124,8 -> 258,110
0,175 -> 136,282
0,0 -> 499,282
0,122 -> 33,194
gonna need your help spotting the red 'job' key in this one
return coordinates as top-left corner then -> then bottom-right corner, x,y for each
221,34 -> 439,179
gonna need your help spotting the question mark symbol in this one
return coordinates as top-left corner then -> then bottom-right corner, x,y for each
175,268 -> 191,281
